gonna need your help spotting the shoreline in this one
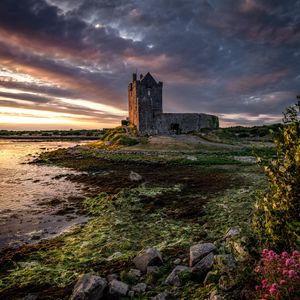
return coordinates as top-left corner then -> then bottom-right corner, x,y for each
0,136 -> 100,140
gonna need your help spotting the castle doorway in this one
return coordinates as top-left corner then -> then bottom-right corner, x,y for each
170,123 -> 180,134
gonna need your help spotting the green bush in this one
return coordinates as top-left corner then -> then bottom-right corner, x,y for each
101,126 -> 139,146
254,98 -> 300,250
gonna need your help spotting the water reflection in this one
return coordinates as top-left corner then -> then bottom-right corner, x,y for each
0,140 -> 89,249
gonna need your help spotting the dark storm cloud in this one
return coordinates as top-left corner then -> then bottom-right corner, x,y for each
0,0 -> 299,128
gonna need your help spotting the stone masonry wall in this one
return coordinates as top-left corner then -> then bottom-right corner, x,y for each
152,113 -> 219,135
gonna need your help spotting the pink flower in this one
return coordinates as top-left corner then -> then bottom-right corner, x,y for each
281,251 -> 289,259
292,250 -> 299,257
262,248 -> 269,255
255,285 -> 260,291
288,270 -> 296,278
285,258 -> 292,266
261,279 -> 268,288
269,287 -> 277,295
280,279 -> 286,285
282,269 -> 288,276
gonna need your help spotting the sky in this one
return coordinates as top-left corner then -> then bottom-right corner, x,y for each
0,0 -> 299,130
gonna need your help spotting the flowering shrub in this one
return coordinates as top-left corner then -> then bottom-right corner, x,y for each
253,98 -> 300,249
254,249 -> 300,299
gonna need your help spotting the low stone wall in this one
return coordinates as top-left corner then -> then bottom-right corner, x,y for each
151,113 -> 219,135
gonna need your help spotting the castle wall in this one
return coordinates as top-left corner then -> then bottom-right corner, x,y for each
138,96 -> 154,134
152,113 -> 219,135
128,72 -> 219,136
128,80 -> 140,127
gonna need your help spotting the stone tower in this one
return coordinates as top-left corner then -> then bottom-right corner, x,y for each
128,72 -> 163,134
128,72 -> 219,135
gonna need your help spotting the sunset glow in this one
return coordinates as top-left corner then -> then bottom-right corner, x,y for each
0,0 -> 299,129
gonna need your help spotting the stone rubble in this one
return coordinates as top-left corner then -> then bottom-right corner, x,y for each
189,242 -> 216,267
70,274 -> 107,300
69,228 -> 247,300
133,248 -> 163,272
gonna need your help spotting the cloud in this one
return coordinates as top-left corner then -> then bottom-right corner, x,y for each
0,0 -> 299,129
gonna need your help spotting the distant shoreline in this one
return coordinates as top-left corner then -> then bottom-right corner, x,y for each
0,136 -> 100,140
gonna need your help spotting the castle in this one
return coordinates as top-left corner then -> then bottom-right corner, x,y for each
128,72 -> 219,135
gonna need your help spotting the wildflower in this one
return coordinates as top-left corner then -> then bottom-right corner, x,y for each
281,251 -> 289,259
280,279 -> 286,285
285,258 -> 292,267
262,248 -> 269,255
261,279 -> 268,288
270,287 -> 277,295
255,285 -> 260,291
282,269 -> 288,276
288,270 -> 296,279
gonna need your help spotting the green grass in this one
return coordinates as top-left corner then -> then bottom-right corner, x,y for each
0,166 -> 267,299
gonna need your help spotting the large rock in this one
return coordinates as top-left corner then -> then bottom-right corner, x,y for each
70,274 -> 107,300
189,242 -> 216,267
129,171 -> 143,181
133,248 -> 163,272
165,265 -> 191,286
109,279 -> 129,296
191,252 -> 214,277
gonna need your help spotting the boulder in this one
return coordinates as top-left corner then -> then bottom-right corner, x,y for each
224,227 -> 240,240
129,171 -> 143,181
133,248 -> 163,272
191,252 -> 214,277
132,282 -> 147,293
109,279 -> 129,296
189,242 -> 216,267
70,274 -> 107,300
165,265 -> 191,286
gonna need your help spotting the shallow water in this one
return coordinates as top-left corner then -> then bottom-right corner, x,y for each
0,140 -> 90,249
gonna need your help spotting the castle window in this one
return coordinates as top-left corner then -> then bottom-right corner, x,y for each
148,90 -> 151,96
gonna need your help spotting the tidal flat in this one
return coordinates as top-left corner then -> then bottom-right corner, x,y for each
0,132 -> 273,299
